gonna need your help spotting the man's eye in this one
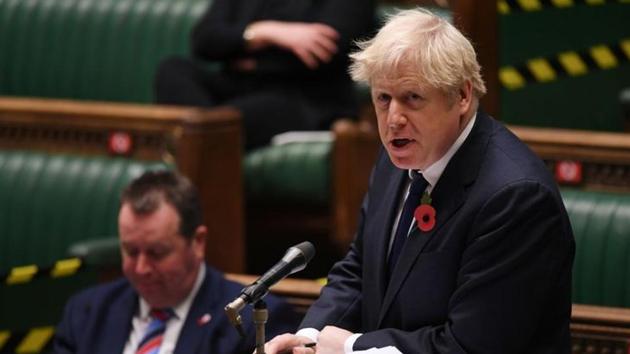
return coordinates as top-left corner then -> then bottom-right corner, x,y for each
405,92 -> 424,108
375,93 -> 391,104
148,249 -> 169,259
124,248 -> 139,258
407,93 -> 421,101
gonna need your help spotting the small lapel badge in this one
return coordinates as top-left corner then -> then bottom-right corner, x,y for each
197,313 -> 212,326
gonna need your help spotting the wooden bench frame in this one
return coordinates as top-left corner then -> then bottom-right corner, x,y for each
510,125 -> 630,191
0,97 -> 246,273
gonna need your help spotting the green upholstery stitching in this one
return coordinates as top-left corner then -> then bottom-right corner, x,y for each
0,150 -> 170,270
0,150 -> 171,331
0,0 -> 209,102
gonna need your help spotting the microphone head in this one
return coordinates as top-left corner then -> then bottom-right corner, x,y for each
240,241 -> 316,304
292,241 -> 315,264
281,241 -> 316,275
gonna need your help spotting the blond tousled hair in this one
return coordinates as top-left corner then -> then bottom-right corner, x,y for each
349,8 -> 486,98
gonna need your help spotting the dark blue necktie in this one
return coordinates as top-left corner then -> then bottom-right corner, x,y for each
387,172 -> 428,281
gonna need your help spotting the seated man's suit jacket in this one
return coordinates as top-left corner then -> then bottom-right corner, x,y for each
53,265 -> 300,354
301,112 -> 575,353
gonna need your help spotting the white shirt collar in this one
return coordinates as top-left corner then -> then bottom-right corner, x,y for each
138,263 -> 206,320
412,113 -> 477,192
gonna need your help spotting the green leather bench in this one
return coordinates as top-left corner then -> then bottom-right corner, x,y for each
564,189 -> 630,307
245,142 -> 332,208
0,150 -> 168,330
0,150 -> 168,270
0,0 -> 445,103
0,0 -> 208,103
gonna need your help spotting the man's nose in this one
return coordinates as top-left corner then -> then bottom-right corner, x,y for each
135,254 -> 152,274
387,100 -> 407,128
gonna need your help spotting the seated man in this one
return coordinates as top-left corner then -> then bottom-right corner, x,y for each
53,170 -> 299,354
154,0 -> 375,150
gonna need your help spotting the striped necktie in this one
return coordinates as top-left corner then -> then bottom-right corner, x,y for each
136,308 -> 174,354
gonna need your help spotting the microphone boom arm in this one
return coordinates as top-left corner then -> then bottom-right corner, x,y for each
224,241 -> 315,338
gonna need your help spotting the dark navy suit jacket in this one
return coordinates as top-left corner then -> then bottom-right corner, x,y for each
301,112 -> 575,353
53,265 -> 300,354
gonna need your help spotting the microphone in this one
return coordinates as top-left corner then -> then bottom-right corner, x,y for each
225,241 -> 315,335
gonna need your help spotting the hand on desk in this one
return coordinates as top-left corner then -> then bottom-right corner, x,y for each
264,326 -> 352,354
264,333 -> 314,354
317,326 -> 353,353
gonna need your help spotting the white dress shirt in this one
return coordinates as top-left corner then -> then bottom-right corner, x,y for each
122,264 -> 206,354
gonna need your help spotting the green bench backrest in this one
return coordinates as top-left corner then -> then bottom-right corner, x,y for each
0,0 -> 209,103
0,0 -> 450,106
0,150 -> 169,269
0,150 -> 170,331
244,142 -> 332,207
563,188 -> 630,307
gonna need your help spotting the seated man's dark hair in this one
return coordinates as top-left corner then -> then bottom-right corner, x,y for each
121,170 -> 203,239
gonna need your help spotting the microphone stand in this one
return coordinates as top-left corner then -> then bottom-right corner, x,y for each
225,242 -> 315,353
225,297 -> 268,354
253,300 -> 268,354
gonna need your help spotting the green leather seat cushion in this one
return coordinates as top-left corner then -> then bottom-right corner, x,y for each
244,142 -> 332,207
563,188 -> 630,307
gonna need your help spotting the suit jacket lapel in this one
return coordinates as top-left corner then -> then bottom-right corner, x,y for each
377,112 -> 491,327
377,185 -> 465,326
174,270 -> 214,354
96,289 -> 136,354
375,169 -> 408,296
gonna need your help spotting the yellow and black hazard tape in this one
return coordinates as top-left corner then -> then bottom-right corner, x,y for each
498,0 -> 630,14
0,326 -> 55,354
500,38 -> 630,90
1,258 -> 83,286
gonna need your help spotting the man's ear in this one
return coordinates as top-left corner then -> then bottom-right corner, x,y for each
457,80 -> 473,114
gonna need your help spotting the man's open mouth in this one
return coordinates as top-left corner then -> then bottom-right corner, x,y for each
392,138 -> 412,148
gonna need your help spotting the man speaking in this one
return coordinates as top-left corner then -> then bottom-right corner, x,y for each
265,8 -> 575,354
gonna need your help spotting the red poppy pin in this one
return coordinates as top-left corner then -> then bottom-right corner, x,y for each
414,192 -> 436,232
197,313 -> 211,326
